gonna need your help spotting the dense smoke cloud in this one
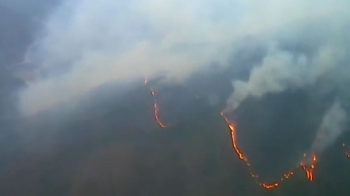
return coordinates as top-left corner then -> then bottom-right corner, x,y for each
17,0 -> 350,116
224,11 -> 350,112
2,1 -> 350,195
311,100 -> 347,154
222,1 -> 350,157
225,44 -> 344,111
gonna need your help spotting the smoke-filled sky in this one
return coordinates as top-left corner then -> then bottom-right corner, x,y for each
16,0 -> 350,116
1,0 -> 350,195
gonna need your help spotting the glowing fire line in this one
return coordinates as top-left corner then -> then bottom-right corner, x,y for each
220,111 -> 320,189
145,78 -> 166,128
143,80 -> 348,190
299,154 -> 317,182
221,112 -> 245,160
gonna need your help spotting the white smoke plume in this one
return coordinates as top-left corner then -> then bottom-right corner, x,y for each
311,100 -> 348,154
16,0 -> 350,116
224,44 -> 344,111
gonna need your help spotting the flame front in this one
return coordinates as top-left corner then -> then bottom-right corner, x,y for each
261,183 -> 279,189
221,112 -> 245,160
144,78 -> 166,128
300,155 -> 317,182
151,88 -> 166,128
142,79 -> 349,190
221,111 -> 296,190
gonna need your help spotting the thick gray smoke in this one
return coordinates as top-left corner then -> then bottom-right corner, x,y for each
311,100 -> 347,154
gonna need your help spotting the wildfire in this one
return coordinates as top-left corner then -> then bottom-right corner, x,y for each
261,183 -> 279,189
283,171 -> 294,179
221,111 -> 297,190
144,78 -> 166,128
142,80 -> 349,191
221,112 -> 245,160
299,155 -> 317,182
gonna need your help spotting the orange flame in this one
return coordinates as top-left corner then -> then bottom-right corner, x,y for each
300,155 -> 317,182
150,89 -> 166,128
221,111 -> 297,190
142,79 -> 349,190
283,171 -> 294,179
145,78 -> 166,128
261,183 -> 279,189
221,112 -> 245,160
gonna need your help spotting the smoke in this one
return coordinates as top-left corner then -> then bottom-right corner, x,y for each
225,44 -> 343,111
17,0 -> 240,116
222,1 -> 350,159
17,0 -> 350,116
224,9 -> 350,112
311,100 -> 347,154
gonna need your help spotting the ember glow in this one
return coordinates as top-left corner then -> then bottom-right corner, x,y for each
221,111 -> 297,190
145,82 -> 348,191
300,155 -> 317,182
261,183 -> 279,189
144,78 -> 166,128
282,171 -> 294,180
221,112 -> 245,160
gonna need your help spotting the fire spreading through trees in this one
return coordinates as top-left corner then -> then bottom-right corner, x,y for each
144,78 -> 349,190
